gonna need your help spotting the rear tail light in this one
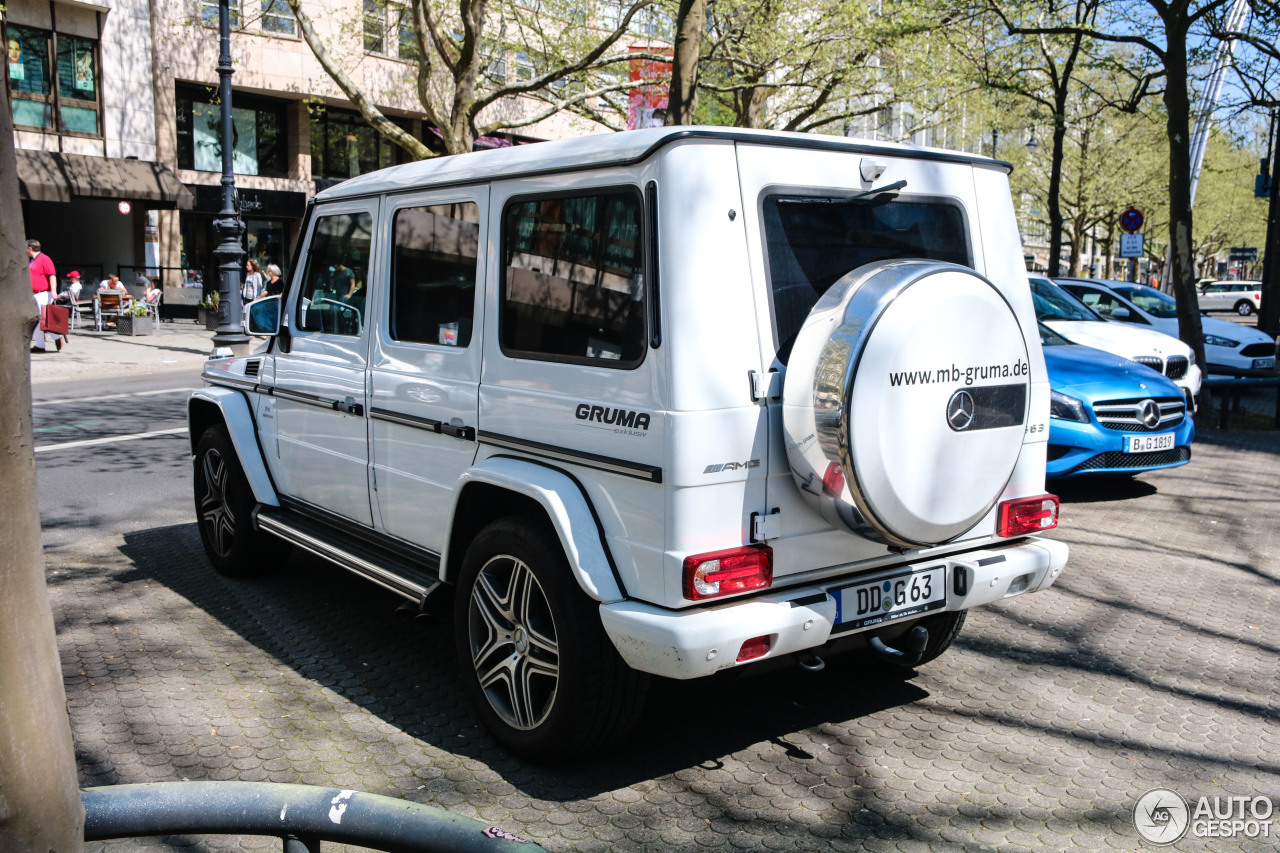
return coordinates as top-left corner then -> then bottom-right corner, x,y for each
997,494 -> 1059,537
737,635 -> 772,662
822,462 -> 845,496
682,545 -> 773,601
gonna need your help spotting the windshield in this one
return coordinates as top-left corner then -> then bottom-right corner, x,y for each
1112,285 -> 1178,318
1038,323 -> 1071,347
1031,279 -> 1101,322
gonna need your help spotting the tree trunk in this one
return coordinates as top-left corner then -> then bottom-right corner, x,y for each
665,0 -> 706,125
1047,114 -> 1068,278
0,82 -> 85,853
1163,20 -> 1208,377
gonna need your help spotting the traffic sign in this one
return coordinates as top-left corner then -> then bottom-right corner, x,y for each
1120,207 -> 1144,234
1120,233 -> 1144,258
1228,246 -> 1258,262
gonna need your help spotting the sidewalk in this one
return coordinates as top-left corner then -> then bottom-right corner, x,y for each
30,319 -> 219,385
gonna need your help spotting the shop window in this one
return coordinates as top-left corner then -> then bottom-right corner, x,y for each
391,202 -> 480,347
309,106 -> 410,181
501,189 -> 646,367
176,84 -> 287,178
6,24 -> 100,136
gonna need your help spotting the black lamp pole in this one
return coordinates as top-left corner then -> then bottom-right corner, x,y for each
211,0 -> 248,353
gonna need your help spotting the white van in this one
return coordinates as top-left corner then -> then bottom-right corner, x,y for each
191,127 -> 1068,761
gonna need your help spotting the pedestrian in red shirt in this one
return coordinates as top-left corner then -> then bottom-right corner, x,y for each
27,238 -> 61,353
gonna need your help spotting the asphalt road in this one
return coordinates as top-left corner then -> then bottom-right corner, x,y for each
34,370 -> 200,549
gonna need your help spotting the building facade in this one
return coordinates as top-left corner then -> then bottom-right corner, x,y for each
6,0 -> 188,291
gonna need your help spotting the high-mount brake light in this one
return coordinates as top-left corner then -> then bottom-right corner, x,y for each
737,635 -> 772,662
997,494 -> 1059,537
682,545 -> 773,601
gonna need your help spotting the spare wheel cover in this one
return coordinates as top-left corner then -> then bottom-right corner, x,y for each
782,261 -> 1030,546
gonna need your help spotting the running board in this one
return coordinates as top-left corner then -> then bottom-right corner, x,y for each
255,510 -> 441,606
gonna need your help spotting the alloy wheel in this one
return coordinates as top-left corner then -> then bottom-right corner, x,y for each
467,556 -> 560,731
198,449 -> 235,558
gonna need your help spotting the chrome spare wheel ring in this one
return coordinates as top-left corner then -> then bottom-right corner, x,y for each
199,449 -> 235,558
467,556 -> 560,731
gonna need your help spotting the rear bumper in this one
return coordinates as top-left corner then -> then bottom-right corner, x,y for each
599,537 -> 1068,680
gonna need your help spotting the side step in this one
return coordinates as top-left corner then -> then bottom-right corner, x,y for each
255,509 -> 441,606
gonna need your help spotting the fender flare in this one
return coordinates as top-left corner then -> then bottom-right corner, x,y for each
447,458 -> 624,604
188,387 -> 280,507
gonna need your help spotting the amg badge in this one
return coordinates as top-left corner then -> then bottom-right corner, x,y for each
705,460 -> 760,474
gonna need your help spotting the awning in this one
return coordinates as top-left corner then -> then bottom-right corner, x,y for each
16,150 -> 193,209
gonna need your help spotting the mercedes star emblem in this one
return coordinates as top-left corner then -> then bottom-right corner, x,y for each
1140,399 -> 1161,429
947,390 -> 976,431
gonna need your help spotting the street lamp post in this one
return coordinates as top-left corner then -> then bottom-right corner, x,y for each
211,0 -> 248,354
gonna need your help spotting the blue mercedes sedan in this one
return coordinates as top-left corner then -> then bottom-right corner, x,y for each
1041,325 -> 1194,479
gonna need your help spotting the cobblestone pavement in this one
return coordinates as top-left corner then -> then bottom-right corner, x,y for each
48,431 -> 1279,852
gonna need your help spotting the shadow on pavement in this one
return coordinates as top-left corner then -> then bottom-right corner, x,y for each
103,524 -> 928,796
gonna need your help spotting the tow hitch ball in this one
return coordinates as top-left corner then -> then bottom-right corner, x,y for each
869,626 -> 930,666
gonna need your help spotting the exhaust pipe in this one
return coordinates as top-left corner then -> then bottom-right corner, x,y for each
869,626 -> 930,666
797,653 -> 825,672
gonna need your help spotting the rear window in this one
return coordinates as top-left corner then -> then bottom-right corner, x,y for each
762,195 -> 970,358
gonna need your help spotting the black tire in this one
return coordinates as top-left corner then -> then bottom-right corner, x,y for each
885,610 -> 967,669
454,515 -> 648,762
193,425 -> 289,577
1236,300 -> 1255,316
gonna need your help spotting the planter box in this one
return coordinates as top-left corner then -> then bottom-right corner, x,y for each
199,308 -> 219,331
117,314 -> 155,336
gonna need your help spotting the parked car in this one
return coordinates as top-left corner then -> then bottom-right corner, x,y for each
190,126 -> 1068,761
1198,280 -> 1261,316
1041,325 -> 1194,479
1029,277 -> 1201,410
1058,279 -> 1278,376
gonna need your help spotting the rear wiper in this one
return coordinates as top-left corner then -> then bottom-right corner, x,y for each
847,179 -> 908,201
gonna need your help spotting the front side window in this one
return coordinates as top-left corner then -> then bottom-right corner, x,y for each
7,25 -> 100,135
296,212 -> 374,336
391,202 -> 480,347
501,190 -> 646,366
761,194 -> 969,354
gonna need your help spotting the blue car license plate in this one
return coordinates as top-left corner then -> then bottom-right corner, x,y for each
833,566 -> 946,630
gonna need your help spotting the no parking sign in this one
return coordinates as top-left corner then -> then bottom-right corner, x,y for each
1121,206 -> 1144,234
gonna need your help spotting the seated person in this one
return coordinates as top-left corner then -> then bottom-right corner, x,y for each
100,273 -> 129,298
143,279 -> 162,305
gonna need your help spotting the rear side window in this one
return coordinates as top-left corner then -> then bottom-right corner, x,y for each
390,202 -> 480,347
762,195 -> 969,356
500,189 -> 646,367
295,211 -> 373,336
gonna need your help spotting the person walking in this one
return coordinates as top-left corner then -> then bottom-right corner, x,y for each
27,239 -> 61,353
264,264 -> 284,296
242,259 -> 264,304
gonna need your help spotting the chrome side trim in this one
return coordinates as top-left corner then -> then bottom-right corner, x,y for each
479,432 -> 662,483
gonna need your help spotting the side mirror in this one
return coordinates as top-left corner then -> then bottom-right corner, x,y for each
1110,307 -> 1131,321
246,296 -> 281,336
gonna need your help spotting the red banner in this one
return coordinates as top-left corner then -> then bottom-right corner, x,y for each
628,47 -> 672,130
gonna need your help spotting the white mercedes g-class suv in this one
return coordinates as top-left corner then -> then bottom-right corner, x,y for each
190,127 -> 1067,761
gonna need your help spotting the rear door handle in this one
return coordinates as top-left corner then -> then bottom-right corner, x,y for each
440,423 -> 475,441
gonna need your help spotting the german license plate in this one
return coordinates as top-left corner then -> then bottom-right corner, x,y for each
1125,432 -> 1175,453
1252,357 -> 1275,370
833,566 -> 946,629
